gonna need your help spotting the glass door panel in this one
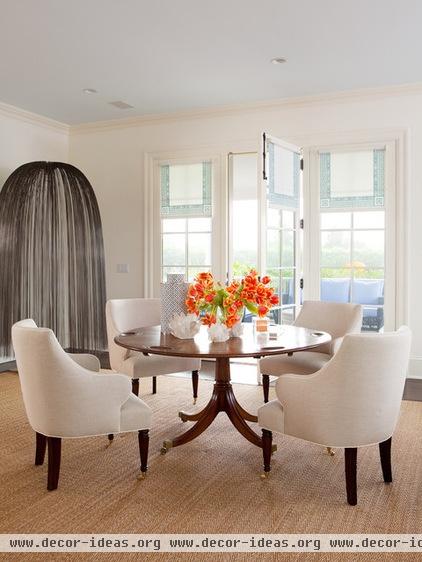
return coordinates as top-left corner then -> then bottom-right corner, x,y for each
264,135 -> 302,325
228,153 -> 259,279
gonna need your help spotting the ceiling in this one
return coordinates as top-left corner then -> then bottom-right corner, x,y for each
0,0 -> 421,125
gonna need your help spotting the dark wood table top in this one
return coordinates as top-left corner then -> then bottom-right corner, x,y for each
114,324 -> 331,359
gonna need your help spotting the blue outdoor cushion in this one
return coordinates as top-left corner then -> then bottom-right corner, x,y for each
352,279 -> 384,305
320,278 -> 350,303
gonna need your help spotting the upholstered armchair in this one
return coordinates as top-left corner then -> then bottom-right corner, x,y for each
106,298 -> 201,401
258,327 -> 412,505
12,319 -> 152,491
259,301 -> 363,404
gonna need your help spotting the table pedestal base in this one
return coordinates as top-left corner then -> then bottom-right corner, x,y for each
161,357 -> 277,455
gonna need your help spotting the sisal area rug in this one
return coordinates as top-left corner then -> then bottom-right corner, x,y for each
1,371 -> 421,561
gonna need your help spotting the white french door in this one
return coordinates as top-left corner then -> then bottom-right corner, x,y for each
227,134 -> 303,325
260,133 -> 302,325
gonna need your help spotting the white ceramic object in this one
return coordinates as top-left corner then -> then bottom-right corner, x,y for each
231,321 -> 244,337
169,313 -> 201,339
208,322 -> 230,342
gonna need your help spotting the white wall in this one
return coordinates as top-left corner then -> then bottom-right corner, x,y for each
0,104 -> 69,186
68,88 -> 422,376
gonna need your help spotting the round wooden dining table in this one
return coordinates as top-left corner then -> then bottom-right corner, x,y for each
115,324 -> 331,455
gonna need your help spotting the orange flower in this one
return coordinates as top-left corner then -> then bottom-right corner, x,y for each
225,314 -> 240,328
185,298 -> 199,315
205,293 -> 215,303
270,294 -> 279,305
194,283 -> 205,296
261,275 -> 270,285
258,305 -> 269,317
188,286 -> 197,297
198,272 -> 213,281
202,312 -> 216,326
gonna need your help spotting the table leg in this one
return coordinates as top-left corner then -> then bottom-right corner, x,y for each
234,402 -> 258,423
162,357 -> 263,453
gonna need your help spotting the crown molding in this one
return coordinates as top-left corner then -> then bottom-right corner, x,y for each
0,101 -> 69,134
69,82 -> 422,135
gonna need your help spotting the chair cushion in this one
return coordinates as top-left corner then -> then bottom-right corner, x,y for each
121,352 -> 201,378
259,351 -> 330,377
258,399 -> 284,433
120,394 -> 151,432
320,278 -> 350,303
352,279 -> 384,305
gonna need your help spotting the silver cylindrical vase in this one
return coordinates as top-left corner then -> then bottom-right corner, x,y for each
160,274 -> 189,334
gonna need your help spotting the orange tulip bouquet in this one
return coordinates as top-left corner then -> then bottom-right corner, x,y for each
185,270 -> 279,341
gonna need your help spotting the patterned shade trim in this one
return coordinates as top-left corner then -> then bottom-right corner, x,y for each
320,149 -> 385,209
160,161 -> 212,217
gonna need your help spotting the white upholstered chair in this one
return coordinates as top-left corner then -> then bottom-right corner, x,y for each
106,298 -> 201,401
259,301 -> 363,403
12,319 -> 152,491
258,327 -> 412,505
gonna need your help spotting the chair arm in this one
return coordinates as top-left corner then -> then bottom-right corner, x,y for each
52,370 -> 133,437
273,369 -> 330,440
67,353 -> 101,372
330,337 -> 343,355
87,371 -> 132,406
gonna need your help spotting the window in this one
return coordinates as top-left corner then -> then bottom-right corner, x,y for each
160,161 -> 212,282
319,148 -> 386,331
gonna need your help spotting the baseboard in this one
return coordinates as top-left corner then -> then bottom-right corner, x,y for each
0,360 -> 16,372
408,357 -> 422,379
403,378 -> 422,401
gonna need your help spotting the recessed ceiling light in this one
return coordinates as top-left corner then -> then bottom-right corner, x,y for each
271,57 -> 287,65
109,100 -> 135,110
82,88 -> 98,94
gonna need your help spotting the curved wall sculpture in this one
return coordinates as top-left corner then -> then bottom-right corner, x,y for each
0,161 -> 107,356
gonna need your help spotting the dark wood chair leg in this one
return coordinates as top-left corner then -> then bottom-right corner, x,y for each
379,437 -> 392,483
132,378 -> 139,396
107,434 -> 114,445
138,429 -> 150,478
152,376 -> 157,394
35,432 -> 47,465
191,370 -> 199,403
262,374 -> 270,403
47,437 -> 62,491
262,429 -> 273,477
345,447 -> 357,505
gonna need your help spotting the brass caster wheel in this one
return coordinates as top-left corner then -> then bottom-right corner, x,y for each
260,472 -> 270,480
326,447 -> 335,456
193,397 -> 197,405
178,412 -> 188,423
160,440 -> 173,455
137,471 -> 147,481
